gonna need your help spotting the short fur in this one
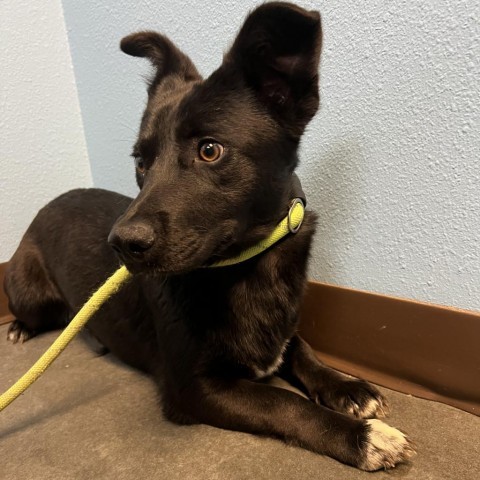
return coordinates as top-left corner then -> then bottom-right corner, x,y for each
4,3 -> 413,470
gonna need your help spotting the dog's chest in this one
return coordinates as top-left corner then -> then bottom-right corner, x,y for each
155,242 -> 308,380
210,273 -> 298,379
250,340 -> 289,379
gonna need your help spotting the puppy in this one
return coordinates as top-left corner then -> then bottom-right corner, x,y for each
4,2 -> 414,470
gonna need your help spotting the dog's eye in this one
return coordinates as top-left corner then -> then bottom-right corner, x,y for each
198,141 -> 224,162
134,157 -> 146,174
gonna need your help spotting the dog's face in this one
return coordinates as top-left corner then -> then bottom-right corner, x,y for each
108,2 -> 322,274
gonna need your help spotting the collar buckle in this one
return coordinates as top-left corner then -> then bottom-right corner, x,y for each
288,198 -> 304,234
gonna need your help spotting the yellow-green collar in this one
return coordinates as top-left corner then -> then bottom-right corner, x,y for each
209,198 -> 305,268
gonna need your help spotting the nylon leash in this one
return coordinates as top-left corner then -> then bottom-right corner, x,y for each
0,266 -> 132,411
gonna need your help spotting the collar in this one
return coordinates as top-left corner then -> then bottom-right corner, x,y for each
208,174 -> 306,268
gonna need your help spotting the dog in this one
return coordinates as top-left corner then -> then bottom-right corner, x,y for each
4,2 -> 414,470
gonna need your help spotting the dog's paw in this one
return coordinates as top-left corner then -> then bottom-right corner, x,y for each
359,419 -> 415,471
317,379 -> 389,419
7,320 -> 35,344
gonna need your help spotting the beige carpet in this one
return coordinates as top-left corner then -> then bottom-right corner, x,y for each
1,323 -> 479,480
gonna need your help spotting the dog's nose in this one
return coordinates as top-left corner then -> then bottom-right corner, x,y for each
108,222 -> 155,259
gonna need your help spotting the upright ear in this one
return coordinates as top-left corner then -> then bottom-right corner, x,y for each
120,31 -> 201,93
225,3 -> 322,137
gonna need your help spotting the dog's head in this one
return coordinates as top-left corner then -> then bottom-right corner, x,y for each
108,2 -> 322,274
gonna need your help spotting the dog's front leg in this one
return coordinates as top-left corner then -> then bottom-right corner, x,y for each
279,335 -> 388,419
180,377 -> 413,471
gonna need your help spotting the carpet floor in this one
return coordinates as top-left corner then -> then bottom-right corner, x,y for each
1,323 -> 479,480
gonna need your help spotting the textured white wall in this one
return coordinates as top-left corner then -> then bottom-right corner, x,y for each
0,0 -> 93,262
62,0 -> 479,311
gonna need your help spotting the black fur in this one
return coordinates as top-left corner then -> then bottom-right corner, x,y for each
4,3 -> 413,471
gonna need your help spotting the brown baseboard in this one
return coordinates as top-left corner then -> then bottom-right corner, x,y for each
1,261 -> 479,415
299,281 -> 480,416
0,263 -> 14,325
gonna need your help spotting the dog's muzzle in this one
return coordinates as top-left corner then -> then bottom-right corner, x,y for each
108,221 -> 155,262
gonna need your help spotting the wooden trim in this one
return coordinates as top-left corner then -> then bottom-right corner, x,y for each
299,281 -> 480,416
0,262 -> 14,325
1,260 -> 479,415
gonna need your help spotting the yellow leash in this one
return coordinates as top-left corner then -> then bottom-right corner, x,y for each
0,266 -> 132,411
0,200 -> 304,412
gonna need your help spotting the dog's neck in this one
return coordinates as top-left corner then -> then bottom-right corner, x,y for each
289,173 -> 307,207
207,173 -> 307,267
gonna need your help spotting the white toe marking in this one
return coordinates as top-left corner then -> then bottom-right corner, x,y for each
361,399 -> 380,417
7,331 -> 17,342
361,419 -> 415,471
358,398 -> 387,418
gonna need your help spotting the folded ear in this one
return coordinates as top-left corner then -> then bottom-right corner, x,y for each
225,3 -> 322,137
121,31 -> 201,92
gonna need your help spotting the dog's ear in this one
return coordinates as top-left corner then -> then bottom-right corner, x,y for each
121,31 -> 201,91
225,3 -> 322,137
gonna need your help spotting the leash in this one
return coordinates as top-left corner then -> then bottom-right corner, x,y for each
0,266 -> 131,412
0,199 -> 304,412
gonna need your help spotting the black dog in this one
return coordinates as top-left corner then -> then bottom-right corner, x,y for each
4,2 -> 413,470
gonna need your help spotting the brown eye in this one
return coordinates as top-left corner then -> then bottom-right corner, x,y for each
134,157 -> 146,174
198,141 -> 224,162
